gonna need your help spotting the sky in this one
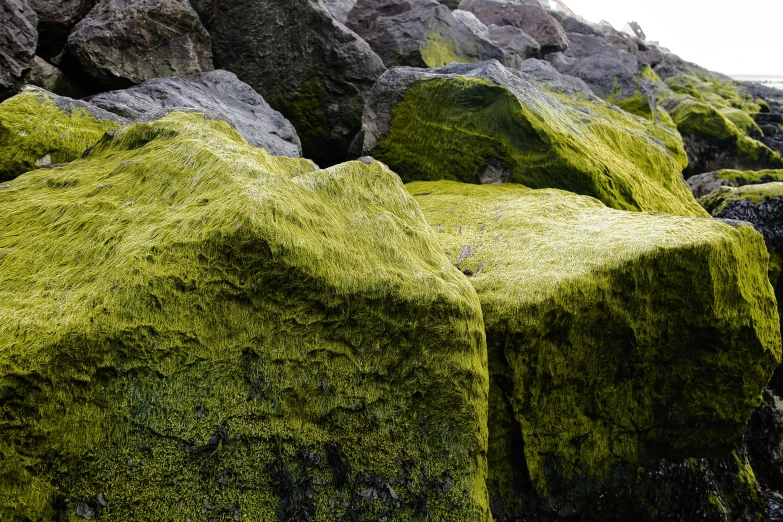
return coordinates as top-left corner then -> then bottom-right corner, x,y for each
560,0 -> 783,77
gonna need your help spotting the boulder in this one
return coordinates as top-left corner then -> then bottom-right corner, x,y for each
487,24 -> 540,60
87,70 -> 302,157
687,169 -> 783,198
409,180 -> 780,518
27,0 -> 94,59
322,0 -> 357,23
452,9 -> 490,38
345,0 -> 508,69
201,0 -> 386,166
515,57 -> 591,95
0,86 -> 126,181
358,60 -> 701,216
63,0 -> 213,91
0,112 -> 491,521
458,0 -> 569,54
23,55 -> 83,97
0,0 -> 37,100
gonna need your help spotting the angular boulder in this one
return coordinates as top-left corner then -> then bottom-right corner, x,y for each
201,0 -> 386,166
0,86 -> 126,181
322,0 -> 357,23
359,60 -> 702,216
27,0 -> 94,59
409,180 -> 781,518
487,24 -> 540,60
63,0 -> 213,91
87,70 -> 302,157
458,0 -> 568,54
0,0 -> 37,100
0,113 -> 491,521
346,0 -> 507,69
23,55 -> 83,98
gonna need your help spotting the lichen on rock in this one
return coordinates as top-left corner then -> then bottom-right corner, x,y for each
408,180 -> 781,518
0,86 -> 126,181
0,112 -> 491,521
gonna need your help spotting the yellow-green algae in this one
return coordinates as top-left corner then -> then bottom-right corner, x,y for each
371,75 -> 704,217
408,180 -> 781,515
421,33 -> 472,68
699,182 -> 783,214
0,113 -> 491,521
0,87 -> 122,182
712,168 -> 783,186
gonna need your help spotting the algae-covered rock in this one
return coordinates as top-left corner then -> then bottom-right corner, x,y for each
0,86 -> 126,181
201,0 -> 386,167
23,55 -> 83,98
86,70 -> 302,157
359,60 -> 703,217
688,169 -> 783,198
0,112 -> 490,521
408,180 -> 781,518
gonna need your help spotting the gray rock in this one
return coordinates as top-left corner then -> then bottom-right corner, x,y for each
555,12 -> 602,36
686,171 -> 735,198
23,55 -> 83,97
322,0 -> 357,23
346,0 -> 507,69
458,0 -> 569,54
452,9 -> 489,38
87,70 -> 302,157
516,57 -> 592,95
200,0 -> 386,166
487,24 -> 540,60
0,0 -> 37,100
63,0 -> 213,91
27,0 -> 94,59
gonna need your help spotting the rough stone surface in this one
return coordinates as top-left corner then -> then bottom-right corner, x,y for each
87,70 -> 302,157
0,0 -> 37,100
359,60 -> 701,216
458,0 -> 569,54
487,24 -> 540,60
63,0 -> 213,91
346,0 -> 508,69
410,180 -> 780,519
0,86 -> 126,181
0,112 -> 491,521
515,57 -> 591,95
322,0 -> 356,23
688,169 -> 783,199
452,9 -> 489,38
201,0 -> 386,166
23,55 -> 83,98
27,0 -> 94,59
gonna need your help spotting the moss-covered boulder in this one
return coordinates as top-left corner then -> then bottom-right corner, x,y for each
408,180 -> 781,518
688,168 -> 783,198
0,86 -> 126,182
0,112 -> 491,521
358,60 -> 704,217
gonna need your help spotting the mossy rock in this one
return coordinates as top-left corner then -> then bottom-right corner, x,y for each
408,180 -> 781,518
0,86 -> 126,181
0,112 -> 491,521
360,60 -> 703,217
663,94 -> 783,177
688,169 -> 783,199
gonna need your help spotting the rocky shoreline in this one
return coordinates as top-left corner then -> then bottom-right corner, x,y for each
1,0 -> 783,520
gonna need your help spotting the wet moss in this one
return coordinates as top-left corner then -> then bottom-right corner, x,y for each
421,33 -> 471,68
0,87 -> 122,181
699,182 -> 783,213
409,180 -> 780,516
372,75 -> 703,216
0,113 -> 491,520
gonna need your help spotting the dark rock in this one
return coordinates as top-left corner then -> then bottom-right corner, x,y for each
747,389 -> 783,492
487,24 -> 540,59
27,0 -> 94,59
555,12 -> 602,36
87,70 -> 302,157
23,55 -> 83,97
458,0 -> 569,54
346,0 -> 508,69
0,0 -> 37,100
322,0 -> 356,23
63,0 -> 213,91
515,57 -> 591,94
201,0 -> 386,166
452,8 -> 489,38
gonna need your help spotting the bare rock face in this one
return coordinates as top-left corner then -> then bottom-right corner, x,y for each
26,0 -> 94,59
322,0 -> 357,23
487,24 -> 540,60
200,0 -> 386,166
87,70 -> 303,157
23,55 -> 83,97
63,0 -> 213,91
0,0 -> 37,100
458,0 -> 568,54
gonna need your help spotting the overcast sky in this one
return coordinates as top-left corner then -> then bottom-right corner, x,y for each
561,0 -> 783,77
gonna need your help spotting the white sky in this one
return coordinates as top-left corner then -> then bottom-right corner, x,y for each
561,0 -> 783,76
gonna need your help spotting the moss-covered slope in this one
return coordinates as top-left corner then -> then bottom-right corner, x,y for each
0,113 -> 490,521
361,61 -> 703,217
0,86 -> 126,182
408,180 -> 781,518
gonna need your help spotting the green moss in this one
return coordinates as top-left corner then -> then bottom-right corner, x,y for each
639,65 -> 662,83
421,33 -> 471,68
372,76 -> 704,217
0,113 -> 491,520
713,168 -> 783,185
699,182 -> 783,214
408,180 -> 780,514
721,107 -> 763,136
665,73 -> 764,115
0,87 -> 121,181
